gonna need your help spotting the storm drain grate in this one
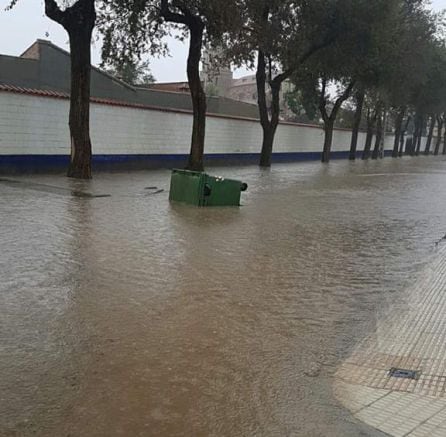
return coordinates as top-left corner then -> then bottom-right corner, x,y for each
389,367 -> 420,380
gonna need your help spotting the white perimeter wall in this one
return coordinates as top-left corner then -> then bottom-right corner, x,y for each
0,91 -> 410,156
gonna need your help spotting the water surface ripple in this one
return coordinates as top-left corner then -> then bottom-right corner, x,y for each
1,157 -> 446,436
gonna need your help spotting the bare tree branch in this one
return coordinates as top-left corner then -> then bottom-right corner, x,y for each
160,0 -> 188,25
44,0 -> 66,26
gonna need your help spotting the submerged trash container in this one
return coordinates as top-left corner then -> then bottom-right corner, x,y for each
169,169 -> 247,206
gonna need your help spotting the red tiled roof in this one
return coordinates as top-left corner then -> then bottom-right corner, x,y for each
0,83 -> 139,106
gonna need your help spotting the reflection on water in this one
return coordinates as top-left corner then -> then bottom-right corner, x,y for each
1,157 -> 446,436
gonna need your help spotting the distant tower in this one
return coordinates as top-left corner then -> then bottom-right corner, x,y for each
201,47 -> 233,97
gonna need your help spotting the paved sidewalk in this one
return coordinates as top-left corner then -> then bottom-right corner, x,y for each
335,245 -> 446,436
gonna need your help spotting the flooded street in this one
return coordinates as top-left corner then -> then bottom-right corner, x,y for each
1,157 -> 446,436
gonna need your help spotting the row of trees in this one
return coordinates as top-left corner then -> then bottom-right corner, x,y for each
286,0 -> 446,162
8,0 -> 446,178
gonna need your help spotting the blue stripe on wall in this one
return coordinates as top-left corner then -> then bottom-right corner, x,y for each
0,150 -> 390,173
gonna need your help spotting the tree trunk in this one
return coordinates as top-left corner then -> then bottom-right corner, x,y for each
259,86 -> 280,167
399,115 -> 411,157
407,137 -> 415,155
256,51 -> 282,167
45,0 -> 95,179
434,116 -> 443,155
349,89 -> 365,160
67,28 -> 93,179
443,126 -> 446,155
410,127 -> 417,156
362,126 -> 374,160
362,109 -> 377,160
410,115 -> 418,156
259,127 -> 276,167
424,115 -> 435,155
398,135 -> 405,157
392,108 -> 405,158
322,119 -> 335,163
159,2 -> 207,171
414,114 -> 423,156
380,110 -> 387,158
186,23 -> 206,171
415,133 -> 422,156
319,79 -> 355,163
256,51 -> 271,167
372,107 -> 383,160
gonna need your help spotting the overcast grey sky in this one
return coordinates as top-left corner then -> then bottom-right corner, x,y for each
0,0 -> 445,82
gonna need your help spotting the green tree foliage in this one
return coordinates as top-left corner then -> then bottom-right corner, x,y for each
287,0 -> 403,163
284,88 -> 318,123
224,0 -> 349,166
286,0 -> 446,162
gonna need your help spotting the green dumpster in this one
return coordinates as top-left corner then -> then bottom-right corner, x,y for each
169,169 -> 247,206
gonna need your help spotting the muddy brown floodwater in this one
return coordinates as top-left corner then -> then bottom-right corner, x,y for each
1,157 -> 446,437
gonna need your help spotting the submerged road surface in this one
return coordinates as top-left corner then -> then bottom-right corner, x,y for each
1,157 -> 446,436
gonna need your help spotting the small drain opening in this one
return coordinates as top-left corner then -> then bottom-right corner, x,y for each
389,367 -> 420,380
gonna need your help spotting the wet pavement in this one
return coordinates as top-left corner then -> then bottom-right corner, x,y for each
1,157 -> 446,436
335,243 -> 446,437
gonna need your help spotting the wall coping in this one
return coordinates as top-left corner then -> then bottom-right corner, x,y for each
0,84 -> 360,133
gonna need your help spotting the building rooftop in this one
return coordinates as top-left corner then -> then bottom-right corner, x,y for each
231,74 -> 257,87
0,40 -> 259,119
